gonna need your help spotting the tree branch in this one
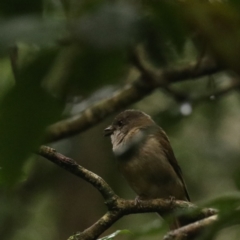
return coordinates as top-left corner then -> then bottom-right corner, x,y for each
38,146 -> 116,201
193,80 -> 240,103
164,78 -> 240,104
163,215 -> 218,240
44,58 -> 221,143
38,146 -> 217,240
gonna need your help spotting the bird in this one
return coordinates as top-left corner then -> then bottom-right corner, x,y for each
104,109 -> 190,229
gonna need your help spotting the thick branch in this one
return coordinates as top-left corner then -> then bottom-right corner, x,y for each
38,146 -> 217,240
67,201 -> 216,240
44,58 -> 221,143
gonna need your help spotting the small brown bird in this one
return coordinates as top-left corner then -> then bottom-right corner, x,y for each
104,109 -> 190,229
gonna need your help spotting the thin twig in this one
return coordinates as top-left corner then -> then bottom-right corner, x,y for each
193,80 -> 240,103
9,45 -> 18,79
164,79 -> 240,104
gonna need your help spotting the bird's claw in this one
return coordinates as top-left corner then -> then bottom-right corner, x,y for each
135,196 -> 142,206
168,196 -> 176,208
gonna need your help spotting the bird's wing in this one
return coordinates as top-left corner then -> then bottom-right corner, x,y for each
156,127 -> 191,201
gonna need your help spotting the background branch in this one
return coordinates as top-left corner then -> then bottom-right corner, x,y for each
164,78 -> 240,103
44,58 -> 222,143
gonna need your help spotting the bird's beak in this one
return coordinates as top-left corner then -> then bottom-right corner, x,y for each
104,125 -> 114,136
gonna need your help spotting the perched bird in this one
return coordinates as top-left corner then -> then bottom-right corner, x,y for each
104,109 -> 190,229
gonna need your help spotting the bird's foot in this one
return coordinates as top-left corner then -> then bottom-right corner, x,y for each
134,196 -> 142,206
168,196 -> 176,208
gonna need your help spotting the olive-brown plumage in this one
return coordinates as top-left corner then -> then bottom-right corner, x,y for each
104,110 -> 190,228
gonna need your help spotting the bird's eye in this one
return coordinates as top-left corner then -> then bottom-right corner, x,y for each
118,120 -> 124,127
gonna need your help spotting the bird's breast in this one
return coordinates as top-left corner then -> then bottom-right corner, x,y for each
117,136 -> 186,200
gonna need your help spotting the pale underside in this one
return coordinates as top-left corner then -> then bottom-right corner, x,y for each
111,127 -> 188,201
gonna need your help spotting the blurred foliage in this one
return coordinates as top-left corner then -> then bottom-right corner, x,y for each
0,0 -> 240,240
0,0 -> 42,16
141,1 -> 187,65
0,48 -> 63,186
184,1 -> 240,75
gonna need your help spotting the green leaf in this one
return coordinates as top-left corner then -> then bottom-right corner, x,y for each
233,169 -> 240,190
50,45 -> 127,96
142,1 -> 187,64
184,1 -> 240,75
63,0 -> 106,18
0,48 -> 63,187
229,0 -> 240,9
98,229 -> 131,240
0,0 -> 42,16
200,208 -> 240,240
72,2 -> 139,49
0,16 -> 64,55
129,219 -> 167,238
206,194 -> 240,209
196,194 -> 240,239
75,47 -> 127,93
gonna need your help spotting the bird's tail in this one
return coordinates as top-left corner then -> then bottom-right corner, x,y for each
169,217 -> 184,230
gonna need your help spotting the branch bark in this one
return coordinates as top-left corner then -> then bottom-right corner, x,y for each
38,146 -> 116,201
163,215 -> 218,240
44,58 -> 222,143
38,146 -> 218,240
